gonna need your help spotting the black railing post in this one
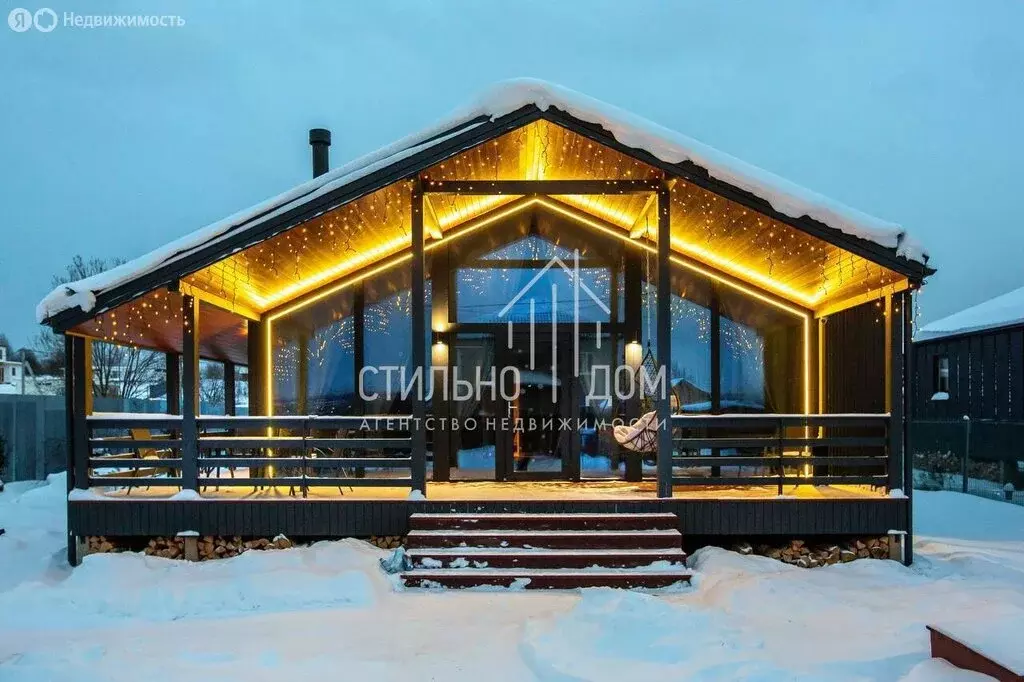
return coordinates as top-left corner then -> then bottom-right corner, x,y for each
410,178 -> 427,495
777,417 -> 785,496
181,294 -> 200,492
301,417 -> 309,499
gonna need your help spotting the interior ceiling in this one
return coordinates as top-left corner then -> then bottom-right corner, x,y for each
80,118 -> 907,359
70,291 -> 249,365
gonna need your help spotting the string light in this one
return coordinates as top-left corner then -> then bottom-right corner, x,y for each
78,118 -> 910,387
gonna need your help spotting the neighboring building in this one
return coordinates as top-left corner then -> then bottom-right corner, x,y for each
0,346 -> 25,394
912,285 -> 1024,489
38,80 -> 932,569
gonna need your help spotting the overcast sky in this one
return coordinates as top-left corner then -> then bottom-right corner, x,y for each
2,0 -> 1023,347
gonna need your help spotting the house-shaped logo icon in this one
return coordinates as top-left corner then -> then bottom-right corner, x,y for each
498,249 -> 610,400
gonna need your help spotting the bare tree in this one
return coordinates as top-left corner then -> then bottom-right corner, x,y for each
200,361 -> 225,408
91,341 -> 164,399
34,255 -> 163,399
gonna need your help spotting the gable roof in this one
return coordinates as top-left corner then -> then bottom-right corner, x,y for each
38,78 -> 932,332
917,284 -> 1024,342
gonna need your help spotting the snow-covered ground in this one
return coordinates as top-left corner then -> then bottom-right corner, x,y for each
1,476 -> 1022,681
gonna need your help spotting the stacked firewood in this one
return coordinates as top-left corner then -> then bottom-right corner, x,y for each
86,534 -> 295,560
732,536 -> 893,568
85,536 -> 124,555
368,535 -> 404,550
190,535 -> 294,559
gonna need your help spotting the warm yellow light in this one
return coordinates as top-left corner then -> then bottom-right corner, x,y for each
556,195 -> 636,229
534,196 -> 810,318
436,194 -> 515,230
625,340 -> 643,370
251,234 -> 411,310
669,237 -> 824,307
264,193 -> 812,427
431,341 -> 448,367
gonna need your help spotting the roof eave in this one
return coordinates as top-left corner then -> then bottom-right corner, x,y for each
44,103 -> 933,334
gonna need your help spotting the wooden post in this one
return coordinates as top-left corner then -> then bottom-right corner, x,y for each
181,294 -> 199,491
66,334 -> 91,566
410,179 -> 427,494
709,284 -> 722,477
165,352 -> 180,415
297,333 -> 308,415
69,335 -> 91,491
430,253 -> 451,482
901,289 -> 914,565
622,251 -> 643,482
353,285 -> 365,416
887,293 -> 905,492
656,182 -> 673,498
224,360 -> 236,416
246,320 -> 264,416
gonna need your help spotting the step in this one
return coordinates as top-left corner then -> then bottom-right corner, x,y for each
401,568 -> 691,590
409,512 -> 679,532
405,528 -> 682,550
407,547 -> 687,570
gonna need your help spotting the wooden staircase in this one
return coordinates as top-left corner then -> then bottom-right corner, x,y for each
400,512 -> 690,589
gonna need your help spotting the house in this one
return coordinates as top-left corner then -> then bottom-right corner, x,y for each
912,285 -> 1024,491
38,80 -> 932,574
0,346 -> 26,394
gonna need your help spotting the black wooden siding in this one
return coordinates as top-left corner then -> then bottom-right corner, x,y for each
913,326 -> 1024,422
69,498 -> 907,538
824,300 -> 886,415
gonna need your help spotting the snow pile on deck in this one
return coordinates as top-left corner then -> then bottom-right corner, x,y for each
917,283 -> 1024,341
4,475 -> 1023,680
37,78 -> 925,324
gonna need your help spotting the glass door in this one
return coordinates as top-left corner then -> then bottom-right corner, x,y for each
496,332 -> 576,480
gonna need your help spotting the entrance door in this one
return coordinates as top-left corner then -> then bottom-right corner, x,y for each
495,331 -> 581,481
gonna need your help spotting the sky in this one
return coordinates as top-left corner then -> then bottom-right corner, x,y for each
2,0 -> 1023,348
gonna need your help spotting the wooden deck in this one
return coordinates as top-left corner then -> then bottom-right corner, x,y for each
81,479 -> 885,501
68,480 -> 907,542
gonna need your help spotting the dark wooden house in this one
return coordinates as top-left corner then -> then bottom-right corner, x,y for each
912,286 -> 1024,491
38,80 -> 933,575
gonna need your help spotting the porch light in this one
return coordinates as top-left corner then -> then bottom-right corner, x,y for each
625,340 -> 643,370
431,340 -> 448,367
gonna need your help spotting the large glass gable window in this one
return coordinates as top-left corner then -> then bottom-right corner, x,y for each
455,234 -> 612,324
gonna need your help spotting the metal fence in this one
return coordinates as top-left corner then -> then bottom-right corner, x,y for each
0,395 -> 225,483
911,418 -> 1024,506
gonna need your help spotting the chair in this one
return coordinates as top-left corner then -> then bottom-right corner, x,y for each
124,428 -> 174,495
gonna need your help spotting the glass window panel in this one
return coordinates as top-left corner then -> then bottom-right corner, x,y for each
456,266 -> 611,323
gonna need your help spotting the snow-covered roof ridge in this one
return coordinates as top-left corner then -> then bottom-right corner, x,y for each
917,284 -> 1024,341
38,77 -> 927,325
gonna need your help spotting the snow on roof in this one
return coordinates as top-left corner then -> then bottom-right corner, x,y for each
37,78 -> 926,325
917,284 -> 1024,341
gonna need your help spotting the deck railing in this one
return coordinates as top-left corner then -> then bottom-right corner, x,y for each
82,412 -> 893,496
670,413 -> 892,493
85,414 -> 413,495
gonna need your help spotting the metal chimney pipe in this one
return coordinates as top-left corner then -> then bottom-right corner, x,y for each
309,128 -> 331,178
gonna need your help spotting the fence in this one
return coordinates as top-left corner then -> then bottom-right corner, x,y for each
911,419 -> 1024,506
0,395 -> 226,483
